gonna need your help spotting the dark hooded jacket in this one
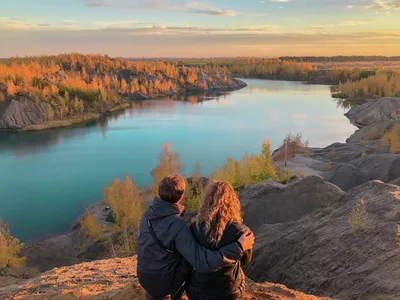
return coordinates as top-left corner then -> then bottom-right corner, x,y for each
137,197 -> 244,299
185,222 -> 253,300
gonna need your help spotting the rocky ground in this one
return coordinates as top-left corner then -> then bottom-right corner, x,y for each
242,97 -> 400,299
0,256 -> 330,300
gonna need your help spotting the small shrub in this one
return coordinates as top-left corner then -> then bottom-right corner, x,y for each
0,218 -> 25,271
361,152 -> 367,157
367,127 -> 379,140
278,168 -> 294,184
211,140 -> 278,188
331,147 -> 337,156
183,163 -> 204,212
396,224 -> 400,246
80,213 -> 105,242
183,185 -> 202,213
299,170 -> 305,177
349,200 -> 368,233
0,91 -> 5,102
324,160 -> 331,170
25,267 -> 41,278
275,133 -> 309,161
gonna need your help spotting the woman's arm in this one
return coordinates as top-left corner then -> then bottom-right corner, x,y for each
235,224 -> 254,266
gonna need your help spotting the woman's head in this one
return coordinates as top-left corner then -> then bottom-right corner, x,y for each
196,180 -> 243,243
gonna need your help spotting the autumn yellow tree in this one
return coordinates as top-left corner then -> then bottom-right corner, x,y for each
211,157 -> 238,187
259,139 -> 278,180
382,124 -> 400,153
103,174 -> 144,255
183,162 -> 204,213
0,218 -> 25,271
6,81 -> 17,96
80,213 -> 105,242
150,142 -> 184,196
211,139 -> 278,188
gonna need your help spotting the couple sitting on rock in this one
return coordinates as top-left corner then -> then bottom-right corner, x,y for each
137,174 -> 255,300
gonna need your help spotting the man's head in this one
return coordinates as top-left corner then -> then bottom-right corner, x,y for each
158,174 -> 186,204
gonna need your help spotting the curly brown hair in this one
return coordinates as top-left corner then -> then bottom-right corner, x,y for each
196,180 -> 243,243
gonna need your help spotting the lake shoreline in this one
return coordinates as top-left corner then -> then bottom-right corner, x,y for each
0,85 -> 247,133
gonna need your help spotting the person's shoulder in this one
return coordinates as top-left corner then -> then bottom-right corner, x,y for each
169,215 -> 187,231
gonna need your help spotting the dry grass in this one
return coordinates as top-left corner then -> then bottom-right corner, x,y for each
367,128 -> 379,140
0,255 -> 330,300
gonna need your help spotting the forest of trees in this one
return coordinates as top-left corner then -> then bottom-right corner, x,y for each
194,58 -> 385,85
333,72 -> 400,99
186,58 -> 400,99
0,54 -> 239,124
279,56 -> 400,63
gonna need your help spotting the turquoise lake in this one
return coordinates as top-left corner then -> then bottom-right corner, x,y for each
0,79 -> 357,242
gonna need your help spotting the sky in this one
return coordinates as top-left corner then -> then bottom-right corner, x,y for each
1,0 -> 400,57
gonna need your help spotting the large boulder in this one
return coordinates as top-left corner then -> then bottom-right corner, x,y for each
245,180 -> 400,300
240,176 -> 344,232
346,120 -> 400,144
312,141 -> 378,163
324,154 -> 400,191
345,97 -> 400,127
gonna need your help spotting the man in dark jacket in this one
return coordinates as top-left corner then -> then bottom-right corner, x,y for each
137,175 -> 254,300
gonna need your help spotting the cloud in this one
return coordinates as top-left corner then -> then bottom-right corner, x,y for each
79,0 -> 239,16
62,20 -> 81,24
340,21 -> 374,26
363,0 -> 400,10
308,21 -> 373,30
185,7 -> 238,16
308,24 -> 335,30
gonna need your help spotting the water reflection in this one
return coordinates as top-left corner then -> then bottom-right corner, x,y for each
333,98 -> 364,110
0,88 -> 357,158
0,92 -> 231,157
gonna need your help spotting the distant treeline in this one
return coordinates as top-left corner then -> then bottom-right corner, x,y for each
184,58 -> 400,99
279,56 -> 400,63
197,58 -> 378,85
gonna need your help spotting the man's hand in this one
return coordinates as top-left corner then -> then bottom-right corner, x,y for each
238,230 -> 255,251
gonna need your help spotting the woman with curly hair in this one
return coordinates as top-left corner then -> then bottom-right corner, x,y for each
185,180 -> 253,300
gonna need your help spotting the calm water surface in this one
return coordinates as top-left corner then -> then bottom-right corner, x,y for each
0,79 -> 356,241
